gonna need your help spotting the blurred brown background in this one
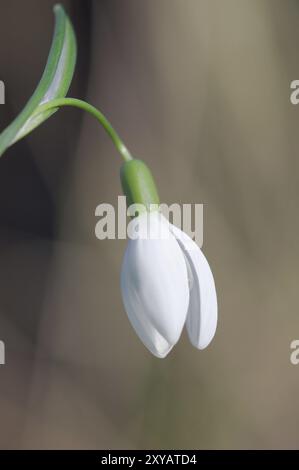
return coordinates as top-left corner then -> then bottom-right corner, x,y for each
0,0 -> 299,449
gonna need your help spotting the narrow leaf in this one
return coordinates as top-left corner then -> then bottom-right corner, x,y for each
0,4 -> 77,157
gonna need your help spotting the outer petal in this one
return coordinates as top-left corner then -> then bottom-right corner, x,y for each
169,223 -> 218,349
121,212 -> 189,358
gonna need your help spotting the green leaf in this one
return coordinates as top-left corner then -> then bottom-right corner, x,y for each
0,4 -> 77,157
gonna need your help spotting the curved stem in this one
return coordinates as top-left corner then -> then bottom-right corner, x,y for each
35,98 -> 133,162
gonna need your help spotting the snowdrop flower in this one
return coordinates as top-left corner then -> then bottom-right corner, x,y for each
120,159 -> 218,358
0,4 -> 216,361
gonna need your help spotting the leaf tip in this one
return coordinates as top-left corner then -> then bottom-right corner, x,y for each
53,4 -> 64,15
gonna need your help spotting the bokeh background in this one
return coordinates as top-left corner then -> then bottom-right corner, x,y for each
0,0 -> 299,449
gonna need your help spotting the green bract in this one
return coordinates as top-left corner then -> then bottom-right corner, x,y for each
0,4 -> 76,157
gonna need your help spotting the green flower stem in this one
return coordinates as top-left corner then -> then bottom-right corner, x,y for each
34,97 -> 133,162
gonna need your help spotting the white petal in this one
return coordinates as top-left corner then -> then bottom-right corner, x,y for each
169,223 -> 218,350
121,212 -> 189,358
